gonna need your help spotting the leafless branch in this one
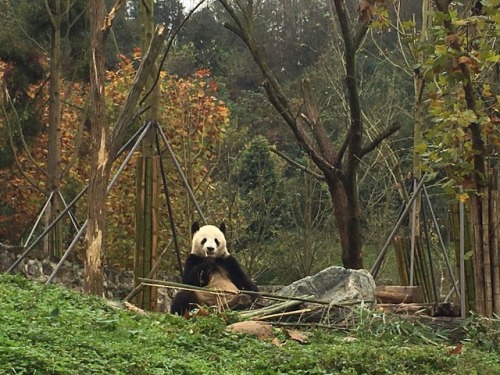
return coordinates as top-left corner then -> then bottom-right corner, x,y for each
359,122 -> 401,158
270,147 -> 325,181
1,88 -> 46,194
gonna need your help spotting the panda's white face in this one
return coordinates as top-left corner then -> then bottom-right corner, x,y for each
191,223 -> 229,258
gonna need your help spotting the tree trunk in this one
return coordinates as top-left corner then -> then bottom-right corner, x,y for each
83,0 -> 166,295
326,177 -> 363,269
46,0 -> 63,259
85,0 -> 110,295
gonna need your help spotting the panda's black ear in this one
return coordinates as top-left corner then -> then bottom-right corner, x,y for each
191,222 -> 200,235
219,222 -> 226,235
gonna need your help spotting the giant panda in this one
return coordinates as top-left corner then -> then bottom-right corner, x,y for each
170,222 -> 259,315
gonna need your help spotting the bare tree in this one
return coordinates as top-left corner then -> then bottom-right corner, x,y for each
217,0 -> 399,269
86,0 -> 167,294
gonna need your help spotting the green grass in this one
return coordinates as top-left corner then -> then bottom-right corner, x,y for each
0,274 -> 498,375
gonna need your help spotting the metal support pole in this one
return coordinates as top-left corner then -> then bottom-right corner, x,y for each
58,191 -> 81,233
370,173 -> 427,278
7,187 -> 88,273
24,191 -> 54,247
155,128 -> 183,275
156,123 -> 206,224
423,184 -> 460,302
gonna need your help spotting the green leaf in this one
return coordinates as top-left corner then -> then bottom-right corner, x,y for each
50,307 -> 60,318
414,142 -> 428,154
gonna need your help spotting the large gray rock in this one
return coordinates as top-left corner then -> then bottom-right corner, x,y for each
277,266 -> 376,307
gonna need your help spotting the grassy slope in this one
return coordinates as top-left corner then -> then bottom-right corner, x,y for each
0,274 -> 498,375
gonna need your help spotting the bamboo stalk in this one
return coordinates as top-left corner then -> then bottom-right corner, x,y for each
459,193 -> 466,317
481,187 -> 492,317
490,171 -> 499,315
402,237 -> 411,286
134,159 -> 145,308
451,201 -> 476,311
469,193 -> 485,315
143,156 -> 152,309
252,308 -> 318,321
394,236 -> 409,285
414,238 -> 429,302
240,299 -> 310,319
463,203 -> 476,312
137,278 -> 374,307
419,238 -> 432,303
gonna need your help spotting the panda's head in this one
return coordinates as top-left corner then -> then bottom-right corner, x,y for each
191,222 -> 229,258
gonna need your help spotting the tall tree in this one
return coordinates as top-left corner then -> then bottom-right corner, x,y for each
44,0 -> 64,259
86,0 -> 111,294
85,0 -> 167,294
217,0 -> 399,269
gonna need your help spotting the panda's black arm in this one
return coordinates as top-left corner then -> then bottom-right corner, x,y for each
181,255 -> 215,286
220,256 -> 259,293
170,290 -> 199,315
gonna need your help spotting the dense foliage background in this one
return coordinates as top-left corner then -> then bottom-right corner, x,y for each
0,0 -> 498,290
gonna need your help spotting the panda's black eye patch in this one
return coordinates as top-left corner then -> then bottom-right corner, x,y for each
215,239 -> 220,247
201,238 -> 207,245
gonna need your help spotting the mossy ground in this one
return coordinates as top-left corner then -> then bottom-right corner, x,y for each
0,274 -> 498,375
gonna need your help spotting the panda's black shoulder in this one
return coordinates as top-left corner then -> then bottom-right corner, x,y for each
184,254 -> 207,268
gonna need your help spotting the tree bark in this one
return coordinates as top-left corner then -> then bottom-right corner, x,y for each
85,0 -> 166,294
86,0 -> 110,295
45,0 -> 63,260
